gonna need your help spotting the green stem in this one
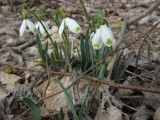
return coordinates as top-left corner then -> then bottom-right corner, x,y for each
53,16 -> 71,59
95,50 -> 99,77
31,12 -> 55,46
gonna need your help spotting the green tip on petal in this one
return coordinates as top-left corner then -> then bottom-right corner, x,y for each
106,39 -> 112,47
93,44 -> 100,49
76,27 -> 80,33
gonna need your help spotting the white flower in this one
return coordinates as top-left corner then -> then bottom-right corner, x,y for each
101,24 -> 115,47
35,21 -> 49,36
91,24 -> 115,49
91,29 -> 103,50
19,19 -> 35,37
59,17 -> 81,36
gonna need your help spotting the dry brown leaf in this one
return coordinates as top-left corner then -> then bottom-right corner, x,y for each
131,106 -> 153,120
94,103 -> 122,120
37,76 -> 90,111
0,71 -> 23,85
0,87 -> 8,99
154,106 -> 160,120
38,76 -> 72,111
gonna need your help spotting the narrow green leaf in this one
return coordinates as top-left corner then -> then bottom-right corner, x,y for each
79,86 -> 89,120
57,80 -> 79,120
60,107 -> 64,120
119,54 -> 134,80
31,12 -> 54,46
23,97 -> 41,120
35,34 -> 46,64
99,64 -> 107,79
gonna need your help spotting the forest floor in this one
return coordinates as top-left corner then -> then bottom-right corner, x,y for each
0,0 -> 160,120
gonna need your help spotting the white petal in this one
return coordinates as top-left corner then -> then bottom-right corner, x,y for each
26,19 -> 35,33
39,21 -> 49,36
35,21 -> 41,30
19,19 -> 27,37
91,28 -> 103,49
40,24 -> 46,35
58,20 -> 65,36
65,17 -> 81,34
90,32 -> 94,41
36,21 -> 49,36
101,25 -> 115,47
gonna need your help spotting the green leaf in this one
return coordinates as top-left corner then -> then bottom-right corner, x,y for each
111,50 -> 124,80
57,80 -> 79,120
23,97 -> 41,120
35,34 -> 46,64
119,54 -> 134,79
31,12 -> 54,46
98,64 -> 107,79
60,107 -> 64,120
79,86 -> 89,120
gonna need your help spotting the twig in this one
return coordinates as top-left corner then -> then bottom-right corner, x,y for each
18,40 -> 36,50
119,95 -> 144,99
121,103 -> 137,112
126,70 -> 151,83
128,0 -> 160,25
11,40 -> 36,53
86,76 -> 160,94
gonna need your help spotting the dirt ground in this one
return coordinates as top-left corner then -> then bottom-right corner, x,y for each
0,0 -> 160,120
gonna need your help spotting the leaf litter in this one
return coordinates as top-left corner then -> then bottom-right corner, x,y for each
0,0 -> 160,120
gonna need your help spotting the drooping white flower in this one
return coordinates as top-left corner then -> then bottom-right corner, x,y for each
91,29 -> 103,50
59,17 -> 81,36
19,19 -> 35,37
35,21 -> 49,36
101,24 -> 115,47
91,24 -> 115,49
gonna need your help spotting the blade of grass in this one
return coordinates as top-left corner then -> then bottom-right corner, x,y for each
35,34 -> 46,64
98,64 -> 107,79
79,86 -> 89,120
23,97 -> 41,120
56,80 -> 79,120
119,54 -> 134,80
31,12 -> 54,46
60,107 -> 64,120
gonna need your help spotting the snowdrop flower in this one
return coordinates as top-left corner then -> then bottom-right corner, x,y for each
91,29 -> 103,50
59,17 -> 81,36
101,24 -> 115,47
91,24 -> 115,49
35,21 -> 49,36
19,19 -> 35,37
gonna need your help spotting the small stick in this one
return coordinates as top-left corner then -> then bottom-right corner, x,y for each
86,76 -> 160,94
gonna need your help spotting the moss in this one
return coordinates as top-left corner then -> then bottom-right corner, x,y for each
5,67 -> 24,76
5,67 -> 19,74
117,23 -> 123,29
35,60 -> 44,66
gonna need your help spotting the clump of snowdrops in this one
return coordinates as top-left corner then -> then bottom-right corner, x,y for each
20,8 -> 134,120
